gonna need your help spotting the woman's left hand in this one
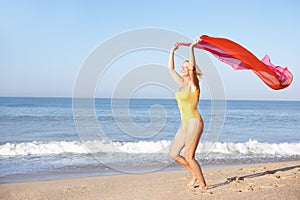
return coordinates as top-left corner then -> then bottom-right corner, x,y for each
190,37 -> 201,47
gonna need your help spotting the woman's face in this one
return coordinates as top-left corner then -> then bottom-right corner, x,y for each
181,61 -> 190,77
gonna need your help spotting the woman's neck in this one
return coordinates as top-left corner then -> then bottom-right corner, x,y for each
183,76 -> 191,84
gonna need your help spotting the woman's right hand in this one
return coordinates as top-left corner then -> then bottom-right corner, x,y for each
170,43 -> 179,53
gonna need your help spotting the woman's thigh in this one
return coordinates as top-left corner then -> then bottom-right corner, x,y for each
169,127 -> 185,158
184,118 -> 203,157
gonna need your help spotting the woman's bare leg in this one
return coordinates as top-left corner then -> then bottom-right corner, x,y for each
184,119 -> 207,189
169,127 -> 195,177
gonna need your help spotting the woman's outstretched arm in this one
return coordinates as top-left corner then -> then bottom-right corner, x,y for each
188,38 -> 201,90
168,44 -> 183,85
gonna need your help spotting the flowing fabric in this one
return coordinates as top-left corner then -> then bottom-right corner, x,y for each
177,35 -> 293,90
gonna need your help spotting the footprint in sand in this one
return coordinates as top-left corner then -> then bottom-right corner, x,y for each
274,184 -> 285,188
232,187 -> 251,193
258,185 -> 275,189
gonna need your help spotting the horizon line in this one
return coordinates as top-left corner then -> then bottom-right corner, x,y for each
0,96 -> 299,102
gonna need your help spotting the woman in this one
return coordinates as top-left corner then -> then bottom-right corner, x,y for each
168,37 -> 207,190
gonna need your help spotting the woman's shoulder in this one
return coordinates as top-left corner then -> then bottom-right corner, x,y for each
189,84 -> 200,93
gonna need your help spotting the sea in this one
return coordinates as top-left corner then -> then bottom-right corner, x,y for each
0,97 -> 300,183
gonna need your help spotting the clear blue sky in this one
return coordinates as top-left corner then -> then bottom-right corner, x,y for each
1,0 -> 299,100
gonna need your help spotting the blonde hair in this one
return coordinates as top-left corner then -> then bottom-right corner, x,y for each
183,60 -> 203,81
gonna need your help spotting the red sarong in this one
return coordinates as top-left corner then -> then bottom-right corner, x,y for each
177,35 -> 293,90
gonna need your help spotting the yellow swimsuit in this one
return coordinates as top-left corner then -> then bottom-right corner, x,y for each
169,85 -> 202,160
175,85 -> 201,129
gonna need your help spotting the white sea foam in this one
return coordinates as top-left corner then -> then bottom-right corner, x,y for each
199,140 -> 300,155
0,140 -> 300,157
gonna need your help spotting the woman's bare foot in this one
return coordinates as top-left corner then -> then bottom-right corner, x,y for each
199,183 -> 208,190
188,175 -> 198,186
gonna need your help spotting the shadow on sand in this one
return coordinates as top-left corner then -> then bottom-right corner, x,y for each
209,164 -> 300,189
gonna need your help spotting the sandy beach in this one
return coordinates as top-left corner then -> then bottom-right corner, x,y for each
1,161 -> 299,200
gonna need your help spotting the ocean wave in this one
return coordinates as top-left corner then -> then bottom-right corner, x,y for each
0,140 -> 299,157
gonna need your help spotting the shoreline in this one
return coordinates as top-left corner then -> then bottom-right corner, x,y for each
1,160 -> 299,200
2,156 -> 300,184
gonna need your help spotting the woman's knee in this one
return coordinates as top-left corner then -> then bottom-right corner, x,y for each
184,153 -> 195,164
169,149 -> 179,161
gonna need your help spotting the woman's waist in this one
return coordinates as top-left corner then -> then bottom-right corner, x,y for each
179,109 -> 201,119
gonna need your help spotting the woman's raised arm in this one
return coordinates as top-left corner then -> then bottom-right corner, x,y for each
168,44 -> 183,85
188,38 -> 201,90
